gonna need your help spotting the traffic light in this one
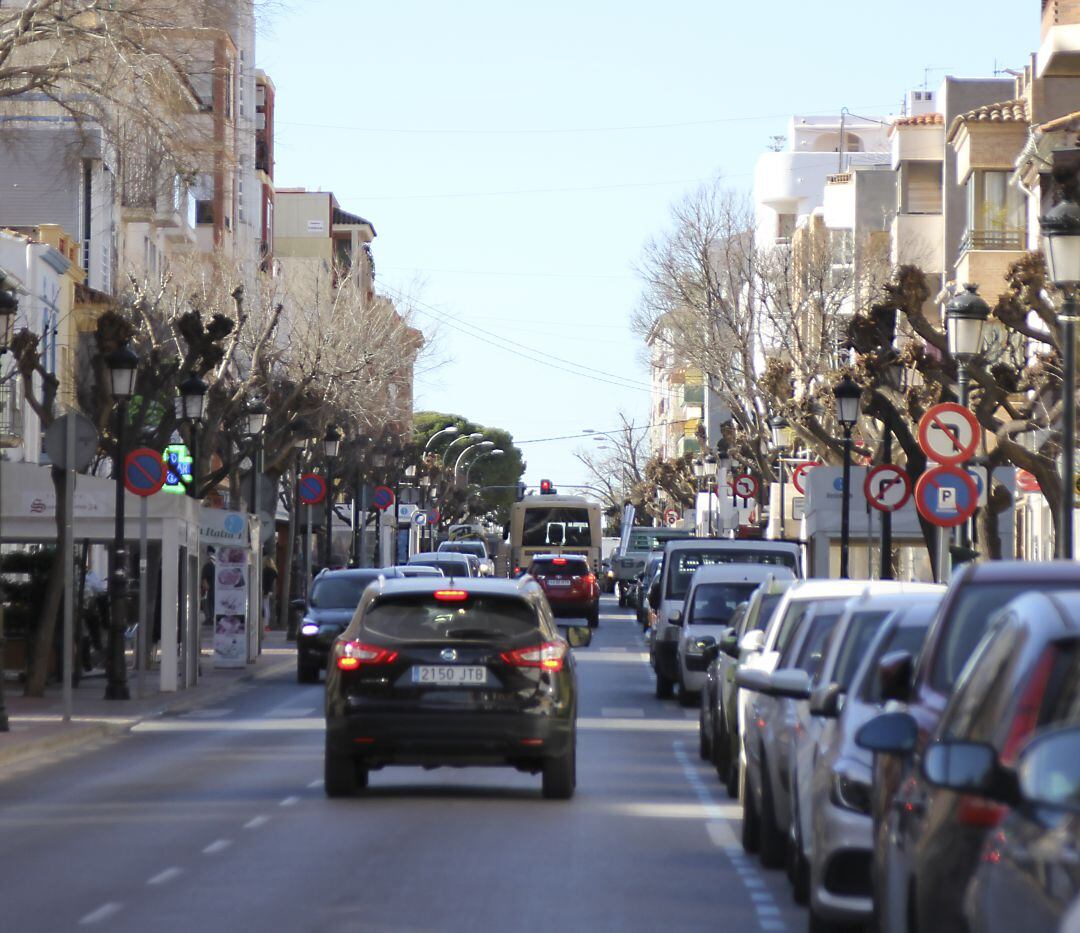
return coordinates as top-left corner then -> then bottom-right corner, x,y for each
515,481 -> 527,500
539,479 -> 555,495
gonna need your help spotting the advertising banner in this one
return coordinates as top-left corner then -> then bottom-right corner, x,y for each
213,546 -> 250,668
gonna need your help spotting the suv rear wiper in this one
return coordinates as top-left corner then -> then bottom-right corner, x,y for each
445,627 -> 503,639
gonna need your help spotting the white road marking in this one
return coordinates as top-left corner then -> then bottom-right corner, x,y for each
307,779 -> 324,789
271,707 -> 317,718
279,796 -> 299,807
244,815 -> 269,830
203,839 -> 232,855
601,707 -> 645,718
706,820 -> 738,848
578,717 -> 696,733
133,719 -> 323,733
147,867 -> 183,886
79,903 -> 122,925
177,708 -> 232,719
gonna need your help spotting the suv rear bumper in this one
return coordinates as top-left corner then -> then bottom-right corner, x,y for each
327,710 -> 575,765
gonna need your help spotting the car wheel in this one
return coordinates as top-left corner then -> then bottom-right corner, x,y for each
741,762 -> 760,854
655,672 -> 675,699
807,907 -> 840,933
758,753 -> 786,868
726,749 -> 740,799
587,605 -> 600,628
324,751 -> 367,797
713,717 -> 730,782
678,682 -> 697,708
789,814 -> 809,905
297,659 -> 319,684
617,589 -> 628,608
699,699 -> 712,761
542,745 -> 575,800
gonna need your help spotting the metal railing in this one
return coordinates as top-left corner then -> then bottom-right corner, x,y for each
959,228 -> 1027,253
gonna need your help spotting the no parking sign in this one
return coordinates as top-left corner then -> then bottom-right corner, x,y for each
915,466 -> 979,528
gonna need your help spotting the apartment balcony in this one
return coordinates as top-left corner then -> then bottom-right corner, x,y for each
0,380 -> 22,446
676,436 -> 701,457
1038,17 -> 1080,77
956,229 -> 1027,293
891,213 -> 944,272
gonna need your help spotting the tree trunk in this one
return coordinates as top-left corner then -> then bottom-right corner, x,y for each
25,466 -> 67,696
277,467 -> 297,632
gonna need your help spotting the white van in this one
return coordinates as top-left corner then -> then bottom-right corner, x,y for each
648,539 -> 802,699
675,564 -> 795,701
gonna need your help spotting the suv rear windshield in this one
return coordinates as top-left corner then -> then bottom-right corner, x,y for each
689,582 -> 761,625
310,573 -> 383,609
627,529 -> 690,552
667,549 -> 796,599
363,595 -> 539,643
413,557 -> 471,576
531,558 -> 589,576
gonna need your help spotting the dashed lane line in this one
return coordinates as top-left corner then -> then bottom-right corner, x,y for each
202,839 -> 232,855
674,742 -> 788,933
279,796 -> 299,807
307,779 -> 324,789
147,867 -> 183,886
78,903 -> 122,926
243,815 -> 270,830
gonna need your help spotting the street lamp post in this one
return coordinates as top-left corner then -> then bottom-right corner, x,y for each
769,416 -> 792,540
424,424 -> 459,452
465,448 -> 504,485
454,440 -> 494,485
715,439 -> 732,538
834,375 -> 861,579
322,426 -> 341,568
177,373 -> 208,499
880,351 -> 906,580
692,457 -> 705,534
105,343 -> 139,700
0,278 -> 17,729
945,284 -> 990,559
703,454 -> 718,536
1042,189 -> 1080,560
243,399 -> 269,517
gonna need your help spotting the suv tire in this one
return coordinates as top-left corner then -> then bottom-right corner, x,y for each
655,672 -> 675,699
758,754 -> 786,868
297,659 -> 319,684
542,745 -> 575,800
741,762 -> 760,853
324,751 -> 368,797
587,605 -> 600,628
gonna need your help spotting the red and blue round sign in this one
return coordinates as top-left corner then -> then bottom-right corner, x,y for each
298,472 -> 327,506
914,465 -> 978,528
372,485 -> 395,511
124,447 -> 167,497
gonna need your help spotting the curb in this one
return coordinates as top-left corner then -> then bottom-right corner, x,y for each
0,653 -> 299,773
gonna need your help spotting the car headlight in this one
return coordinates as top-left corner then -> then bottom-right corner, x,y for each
300,620 -> 319,636
830,760 -> 873,815
687,638 -> 711,655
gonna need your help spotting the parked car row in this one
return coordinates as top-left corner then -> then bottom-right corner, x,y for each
668,559 -> 1080,933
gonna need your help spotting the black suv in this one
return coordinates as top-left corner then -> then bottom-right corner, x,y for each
297,568 -> 402,682
324,576 -> 591,799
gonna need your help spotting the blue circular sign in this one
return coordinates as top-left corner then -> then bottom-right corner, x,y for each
915,466 -> 978,528
224,514 -> 245,535
298,472 -> 327,506
124,448 -> 167,497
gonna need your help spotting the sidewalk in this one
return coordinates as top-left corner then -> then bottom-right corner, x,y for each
0,629 -> 297,771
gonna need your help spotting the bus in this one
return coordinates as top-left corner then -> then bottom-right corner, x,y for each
612,525 -> 694,605
508,494 -> 602,576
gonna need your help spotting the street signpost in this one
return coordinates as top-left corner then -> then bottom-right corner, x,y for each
663,507 -> 679,527
965,465 -> 989,507
915,465 -> 979,528
918,403 -> 980,465
122,448 -> 167,700
864,464 -> 912,513
791,461 -> 821,496
413,511 -> 428,527
298,473 -> 327,506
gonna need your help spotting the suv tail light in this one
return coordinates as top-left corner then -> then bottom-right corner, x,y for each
582,573 -> 596,586
955,795 -> 1008,828
434,590 -> 469,602
501,641 -> 568,672
334,640 -> 398,671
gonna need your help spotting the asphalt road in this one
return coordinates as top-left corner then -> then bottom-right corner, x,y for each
0,596 -> 805,933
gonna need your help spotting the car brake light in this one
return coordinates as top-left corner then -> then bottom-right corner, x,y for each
501,641 -> 568,672
553,557 -> 568,565
955,795 -> 1008,828
434,590 -> 469,602
583,573 -> 596,586
334,640 -> 398,671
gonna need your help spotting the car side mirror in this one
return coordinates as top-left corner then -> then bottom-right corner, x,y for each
685,635 -> 716,672
877,649 -> 914,704
563,625 -> 592,649
809,682 -> 844,718
855,711 -> 919,756
703,643 -> 722,665
670,609 -> 683,625
648,581 -> 661,611
921,741 -> 1016,804
739,629 -> 765,654
769,668 -> 811,700
290,598 -> 307,610
1016,726 -> 1080,811
735,668 -> 771,693
720,632 -> 740,658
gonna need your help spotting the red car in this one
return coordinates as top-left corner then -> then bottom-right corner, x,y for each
528,554 -> 600,628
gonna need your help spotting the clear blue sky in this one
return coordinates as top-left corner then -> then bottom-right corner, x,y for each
258,0 -> 1036,492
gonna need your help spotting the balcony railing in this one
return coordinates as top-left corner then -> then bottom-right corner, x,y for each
959,228 -> 1027,253
0,379 -> 21,443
